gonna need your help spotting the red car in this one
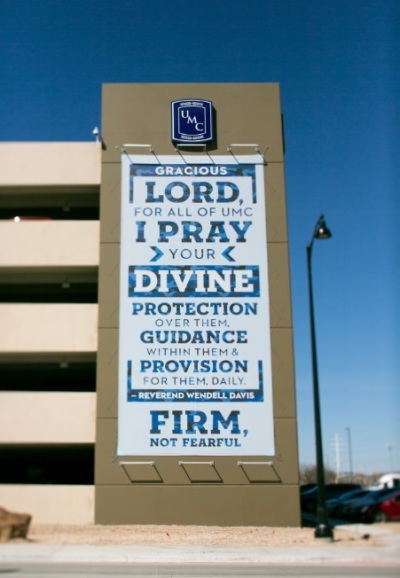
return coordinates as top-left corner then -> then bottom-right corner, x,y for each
362,489 -> 400,523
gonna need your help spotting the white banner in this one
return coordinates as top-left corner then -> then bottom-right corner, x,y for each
117,155 -> 274,456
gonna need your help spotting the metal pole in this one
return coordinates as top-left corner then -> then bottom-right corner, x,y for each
346,427 -> 353,479
388,445 -> 393,471
307,241 -> 334,539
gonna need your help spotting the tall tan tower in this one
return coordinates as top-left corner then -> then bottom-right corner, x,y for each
95,83 -> 300,526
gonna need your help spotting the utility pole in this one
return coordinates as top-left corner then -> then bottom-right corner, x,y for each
333,433 -> 342,482
346,427 -> 353,479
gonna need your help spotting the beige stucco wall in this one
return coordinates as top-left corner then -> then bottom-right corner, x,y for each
0,142 -> 101,187
0,221 -> 99,267
0,304 -> 98,353
0,485 -> 94,524
0,392 -> 96,443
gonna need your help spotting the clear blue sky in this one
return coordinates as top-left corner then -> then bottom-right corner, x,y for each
1,0 -> 399,476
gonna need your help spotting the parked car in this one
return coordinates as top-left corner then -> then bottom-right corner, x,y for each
336,488 -> 398,523
300,483 -> 362,513
326,488 -> 371,518
368,473 -> 400,491
360,489 -> 400,523
300,483 -> 316,494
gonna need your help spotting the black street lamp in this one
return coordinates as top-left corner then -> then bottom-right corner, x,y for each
307,214 -> 334,539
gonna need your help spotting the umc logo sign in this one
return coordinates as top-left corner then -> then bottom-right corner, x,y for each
171,99 -> 214,144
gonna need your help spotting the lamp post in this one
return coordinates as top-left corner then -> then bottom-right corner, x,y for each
307,214 -> 334,539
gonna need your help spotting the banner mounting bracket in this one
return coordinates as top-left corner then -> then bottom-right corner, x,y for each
227,144 -> 268,164
174,143 -> 215,164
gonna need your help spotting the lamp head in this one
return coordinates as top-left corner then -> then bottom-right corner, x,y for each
314,216 -> 332,240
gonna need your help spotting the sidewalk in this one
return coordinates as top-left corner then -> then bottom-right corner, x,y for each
0,524 -> 399,565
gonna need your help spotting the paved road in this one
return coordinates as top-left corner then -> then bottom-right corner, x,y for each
0,561 -> 399,577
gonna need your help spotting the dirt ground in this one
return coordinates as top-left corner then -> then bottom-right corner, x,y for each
26,522 -> 400,548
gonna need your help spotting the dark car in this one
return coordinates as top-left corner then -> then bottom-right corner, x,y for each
301,483 -> 362,513
326,488 -> 372,518
360,489 -> 400,523
300,483 -> 316,494
336,488 -> 398,522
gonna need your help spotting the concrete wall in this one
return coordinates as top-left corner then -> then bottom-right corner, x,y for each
0,142 -> 100,187
0,486 -> 94,524
0,392 -> 96,443
0,304 -> 97,353
0,221 -> 99,267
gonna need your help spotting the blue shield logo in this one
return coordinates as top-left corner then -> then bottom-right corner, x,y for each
171,99 -> 214,143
